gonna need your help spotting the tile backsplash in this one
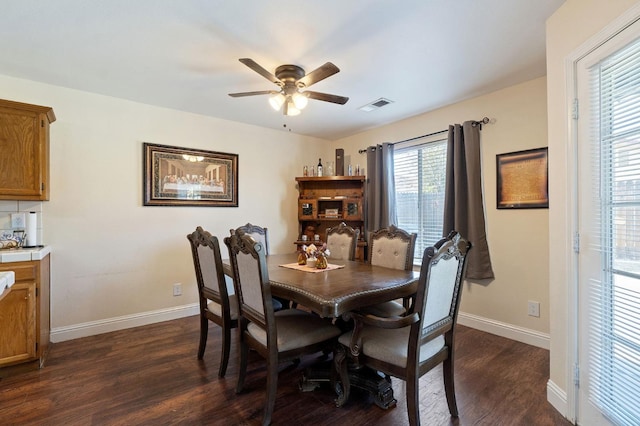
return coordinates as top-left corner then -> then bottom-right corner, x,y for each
0,201 -> 43,245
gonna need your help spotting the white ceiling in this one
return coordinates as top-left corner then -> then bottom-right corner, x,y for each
0,0 -> 564,140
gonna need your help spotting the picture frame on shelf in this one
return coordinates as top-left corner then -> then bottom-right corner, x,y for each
143,142 -> 238,207
324,208 -> 339,218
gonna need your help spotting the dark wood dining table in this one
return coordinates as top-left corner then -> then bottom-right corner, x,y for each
223,253 -> 419,318
223,253 -> 419,408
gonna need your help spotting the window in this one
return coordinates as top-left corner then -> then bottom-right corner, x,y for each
394,137 -> 448,264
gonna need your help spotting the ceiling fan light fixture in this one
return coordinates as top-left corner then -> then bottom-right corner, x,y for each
285,100 -> 301,116
269,93 -> 286,111
230,59 -> 348,116
292,92 -> 308,110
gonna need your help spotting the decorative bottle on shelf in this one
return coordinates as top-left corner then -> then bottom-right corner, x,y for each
326,161 -> 334,176
317,158 -> 323,176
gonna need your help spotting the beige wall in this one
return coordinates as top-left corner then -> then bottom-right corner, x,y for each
1,72 -> 553,345
0,74 -> 332,337
546,0 -> 638,417
335,77 -> 551,344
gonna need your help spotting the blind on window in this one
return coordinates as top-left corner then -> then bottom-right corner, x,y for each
394,139 -> 447,263
588,34 -> 640,426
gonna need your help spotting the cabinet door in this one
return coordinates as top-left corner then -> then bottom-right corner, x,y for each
343,198 -> 363,220
298,199 -> 317,220
0,101 -> 52,200
0,282 -> 37,366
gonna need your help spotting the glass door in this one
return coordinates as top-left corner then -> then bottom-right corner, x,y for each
576,18 -> 640,426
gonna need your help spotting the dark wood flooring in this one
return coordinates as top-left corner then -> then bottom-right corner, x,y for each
0,316 -> 572,425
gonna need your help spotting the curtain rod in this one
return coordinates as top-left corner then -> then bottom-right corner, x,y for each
358,117 -> 490,154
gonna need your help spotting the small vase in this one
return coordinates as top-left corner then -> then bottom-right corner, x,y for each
297,251 -> 307,265
316,254 -> 328,269
306,257 -> 317,268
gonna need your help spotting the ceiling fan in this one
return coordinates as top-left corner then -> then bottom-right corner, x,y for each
228,58 -> 349,116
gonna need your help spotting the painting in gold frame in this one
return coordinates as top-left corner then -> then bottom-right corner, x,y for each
496,147 -> 548,209
143,143 -> 238,207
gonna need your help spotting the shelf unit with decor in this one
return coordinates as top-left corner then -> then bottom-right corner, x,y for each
295,176 -> 367,261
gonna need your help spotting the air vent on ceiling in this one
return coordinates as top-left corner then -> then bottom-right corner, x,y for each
359,97 -> 394,112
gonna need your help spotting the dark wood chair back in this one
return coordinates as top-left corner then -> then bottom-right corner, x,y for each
224,232 -> 341,425
368,224 -> 417,270
186,226 -> 237,377
231,222 -> 269,255
225,232 -> 275,330
359,225 -> 418,317
326,222 -> 359,261
336,231 -> 472,425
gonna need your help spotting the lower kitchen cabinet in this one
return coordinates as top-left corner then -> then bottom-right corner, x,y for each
0,255 -> 50,375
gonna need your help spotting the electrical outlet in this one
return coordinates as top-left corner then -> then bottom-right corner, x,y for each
173,283 -> 182,296
11,213 -> 26,229
528,301 -> 540,317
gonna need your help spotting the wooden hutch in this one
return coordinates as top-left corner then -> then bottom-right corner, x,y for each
295,176 -> 367,261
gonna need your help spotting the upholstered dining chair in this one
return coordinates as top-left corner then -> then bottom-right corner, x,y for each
334,231 -> 472,426
187,226 -> 238,378
224,233 -> 341,426
325,222 -> 360,261
232,222 -> 269,255
230,224 -> 285,311
359,224 -> 417,317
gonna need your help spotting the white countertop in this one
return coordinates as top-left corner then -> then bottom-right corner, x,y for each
0,245 -> 51,263
0,270 -> 15,290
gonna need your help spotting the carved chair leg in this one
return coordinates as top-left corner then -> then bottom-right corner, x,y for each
443,357 -> 459,417
263,356 -> 279,426
218,323 -> 231,378
197,315 -> 208,360
407,374 -> 420,426
236,336 -> 249,394
334,345 -> 351,407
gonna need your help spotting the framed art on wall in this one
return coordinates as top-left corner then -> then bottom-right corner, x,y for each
496,147 -> 548,209
143,143 -> 238,207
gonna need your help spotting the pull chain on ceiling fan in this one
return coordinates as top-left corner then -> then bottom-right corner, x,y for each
228,58 -> 349,116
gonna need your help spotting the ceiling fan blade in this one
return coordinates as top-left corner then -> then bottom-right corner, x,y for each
228,90 -> 279,98
297,62 -> 340,88
239,58 -> 282,85
305,91 -> 349,105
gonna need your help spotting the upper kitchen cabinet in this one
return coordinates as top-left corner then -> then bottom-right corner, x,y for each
0,99 -> 56,201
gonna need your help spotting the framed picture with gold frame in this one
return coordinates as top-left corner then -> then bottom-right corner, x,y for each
496,147 -> 548,209
143,143 -> 238,207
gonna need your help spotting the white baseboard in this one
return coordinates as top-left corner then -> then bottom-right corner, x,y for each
50,303 -> 200,343
547,379 -> 571,422
52,307 -> 550,347
457,312 -> 550,349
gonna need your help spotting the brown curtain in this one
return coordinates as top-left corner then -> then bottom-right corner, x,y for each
366,143 -> 397,236
443,121 -> 494,280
